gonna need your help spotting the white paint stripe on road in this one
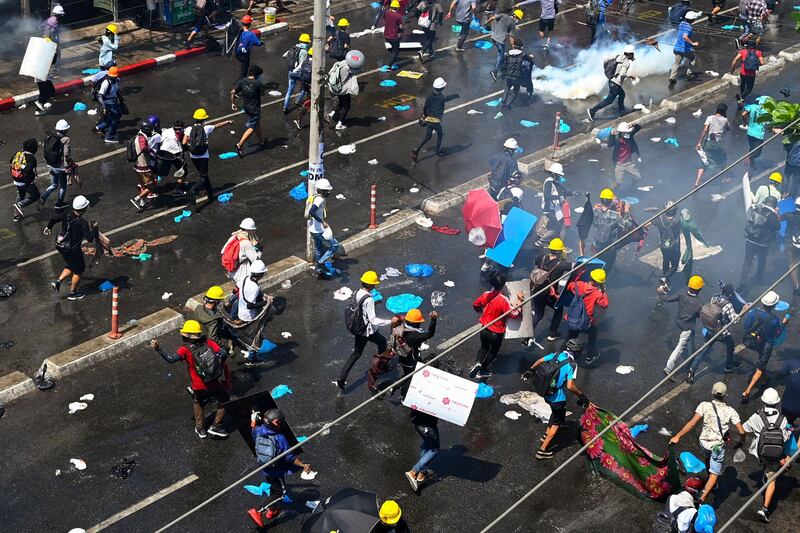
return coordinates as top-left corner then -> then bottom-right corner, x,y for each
85,473 -> 198,533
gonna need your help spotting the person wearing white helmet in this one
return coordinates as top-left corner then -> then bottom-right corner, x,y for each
236,259 -> 274,363
306,178 -> 340,278
220,217 -> 262,286
669,11 -> 701,89
40,119 -> 73,210
48,195 -> 98,301
487,138 -> 521,199
742,387 -> 793,523
11,138 -> 41,222
587,44 -> 638,121
608,121 -> 643,187
43,5 -> 65,60
411,77 -> 460,162
742,290 -> 790,403
537,161 -> 573,246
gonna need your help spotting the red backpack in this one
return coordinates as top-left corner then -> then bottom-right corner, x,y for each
220,236 -> 241,273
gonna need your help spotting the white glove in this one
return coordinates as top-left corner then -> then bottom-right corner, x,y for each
251,410 -> 260,424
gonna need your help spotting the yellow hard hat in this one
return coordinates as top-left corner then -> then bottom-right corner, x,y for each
599,188 -> 614,200
179,319 -> 203,336
308,47 -> 314,56
513,9 -> 524,19
299,33 -> 311,43
360,271 -> 380,285
405,309 -> 425,323
379,500 -> 402,525
590,269 -> 607,284
205,286 -> 225,300
193,108 -> 209,120
770,172 -> 783,184
337,17 -> 350,27
688,275 -> 704,290
548,238 -> 565,252
390,0 -> 401,7
106,23 -> 118,34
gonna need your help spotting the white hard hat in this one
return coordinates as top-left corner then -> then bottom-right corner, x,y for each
52,4 -> 65,15
623,44 -> 635,54
617,121 -> 634,133
685,10 -> 702,20
239,217 -> 257,231
549,162 -> 564,175
433,77 -> 446,89
250,260 -> 267,274
315,178 -> 333,191
55,119 -> 70,131
504,138 -> 518,150
761,387 -> 781,405
72,195 -> 89,210
761,290 -> 780,307
510,187 -> 523,200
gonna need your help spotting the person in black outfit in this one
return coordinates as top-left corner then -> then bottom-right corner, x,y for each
10,138 -> 41,222
654,201 -> 682,288
529,240 -> 571,342
740,195 -> 780,286
326,19 -> 351,60
488,138 -> 521,199
232,65 -> 267,158
411,77 -> 459,162
46,195 -> 97,301
501,44 -> 528,109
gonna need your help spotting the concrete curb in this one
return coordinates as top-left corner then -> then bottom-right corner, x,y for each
0,22 -> 288,112
340,208 -> 423,253
778,43 -> 800,62
0,372 -> 36,404
659,78 -> 729,111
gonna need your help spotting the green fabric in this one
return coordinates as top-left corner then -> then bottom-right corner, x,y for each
580,404 -> 681,501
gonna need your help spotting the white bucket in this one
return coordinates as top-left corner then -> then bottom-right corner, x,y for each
264,7 -> 277,24
19,37 -> 57,80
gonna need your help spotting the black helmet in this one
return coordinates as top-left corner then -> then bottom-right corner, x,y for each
265,408 -> 285,426
565,338 -> 584,354
140,122 -> 154,135
764,195 -> 778,208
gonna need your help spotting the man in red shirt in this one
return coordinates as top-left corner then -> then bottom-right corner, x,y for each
151,319 -> 232,439
730,41 -> 764,108
469,274 -> 523,379
562,268 -> 609,364
384,0 -> 405,69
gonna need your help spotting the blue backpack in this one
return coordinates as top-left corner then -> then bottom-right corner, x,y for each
565,285 -> 592,332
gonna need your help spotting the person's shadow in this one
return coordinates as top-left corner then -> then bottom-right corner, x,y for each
421,444 -> 502,488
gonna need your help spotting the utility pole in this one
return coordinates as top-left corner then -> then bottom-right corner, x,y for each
306,0 -> 327,261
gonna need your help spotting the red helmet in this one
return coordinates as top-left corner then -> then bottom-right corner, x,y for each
241,15 -> 253,24
684,477 -> 703,495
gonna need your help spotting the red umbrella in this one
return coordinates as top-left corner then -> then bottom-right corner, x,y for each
462,189 -> 502,248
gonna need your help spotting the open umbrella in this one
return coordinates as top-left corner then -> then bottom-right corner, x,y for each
462,189 -> 502,248
301,488 -> 380,533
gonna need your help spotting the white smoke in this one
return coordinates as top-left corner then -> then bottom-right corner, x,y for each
531,41 -> 674,100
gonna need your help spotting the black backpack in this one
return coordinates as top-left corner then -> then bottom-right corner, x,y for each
188,124 -> 209,156
743,49 -> 761,71
192,344 -> 223,383
742,309 -> 770,349
652,499 -> 692,533
90,73 -> 107,102
344,293 -> 370,336
329,31 -> 346,60
745,205 -> 770,239
43,134 -> 64,167
299,59 -> 312,83
284,45 -> 301,70
529,354 -> 572,397
668,3 -> 688,25
126,133 -> 143,163
55,216 -> 75,251
757,410 -> 787,460
603,57 -> 619,79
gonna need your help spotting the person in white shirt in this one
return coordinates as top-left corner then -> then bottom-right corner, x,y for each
742,387 -> 793,523
156,120 -> 188,193
306,178 -> 341,278
236,260 -> 272,362
663,477 -> 702,533
669,382 -> 746,503
587,44 -> 639,121
222,217 -> 262,286
335,271 -> 399,392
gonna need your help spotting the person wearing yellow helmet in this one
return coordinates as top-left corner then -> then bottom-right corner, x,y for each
151,320 -> 231,439
487,9 -> 522,81
336,272 -> 401,391
383,0 -> 406,69
282,35 -> 310,113
326,18 -> 351,61
375,500 -> 411,532
657,274 -> 704,375
562,269 -> 608,364
529,238 -> 571,342
194,286 -> 243,349
583,187 -> 635,273
98,24 -> 119,69
751,172 -> 781,206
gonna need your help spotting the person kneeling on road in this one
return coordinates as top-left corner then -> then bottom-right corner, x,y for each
523,338 -> 589,460
151,319 -> 231,439
236,260 -> 273,363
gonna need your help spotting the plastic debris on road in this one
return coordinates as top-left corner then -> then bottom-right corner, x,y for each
680,451 -> 706,473
415,216 -> 433,228
70,458 -> 87,470
633,103 -> 650,113
405,263 -> 434,277
271,384 -> 293,398
558,119 -> 571,133
370,1 -> 381,6
720,24 -> 738,30
68,529 -> 85,533
244,481 -> 271,496
466,109 -> 483,115
596,127 -> 612,142
620,196 -> 639,205
692,108 -> 703,117
87,109 -> 97,115
733,447 -> 746,463
132,253 -> 152,261
258,339 -> 277,353
297,436 -> 309,442
80,393 -> 94,401
409,187 -> 419,193
112,456 -> 137,479
474,40 -> 493,49
218,152 -> 238,159
658,427 -> 673,436
268,90 -> 282,96
289,182 -> 308,201
430,291 -> 445,307
82,68 -> 101,75
650,137 -> 662,142
444,280 -> 455,287
385,267 -> 402,277
281,331 -> 292,339
520,120 -> 539,128
695,505 -> 717,533
335,193 -> 346,200
378,116 -> 386,121
161,292 -> 172,300
475,383 -> 494,398
217,192 -> 233,203
451,24 -> 462,32
504,411 -> 521,420
73,102 -> 87,111
615,365 -> 634,374
368,158 -> 378,165
500,391 -> 553,422
333,287 -> 353,300
574,206 -> 584,214
281,280 -> 292,289
68,402 -> 88,414
338,143 -> 357,154
665,117 -> 676,124
630,424 -> 648,438
710,193 -> 725,202
380,79 -> 397,87
393,104 -> 411,111
371,288 -> 383,303
486,98 -> 502,107
378,65 -> 392,72
99,280 -> 115,292
664,137 -> 679,147
300,170 -> 309,177
386,294 -> 424,314
493,112 -> 503,119
637,185 -> 654,192
173,210 -> 192,223
301,470 -> 318,480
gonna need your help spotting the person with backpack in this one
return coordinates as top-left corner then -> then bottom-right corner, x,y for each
326,18 -> 351,61
741,95 -> 769,170
585,188 -> 635,274
336,271 -> 399,392
658,275 -> 704,376
523,338 -> 589,460
668,10 -> 701,89
232,64 -> 268,158
561,268 -> 608,365
667,0 -> 692,26
292,48 -> 314,130
411,77 -> 459,162
741,291 -> 789,403
653,477 -> 702,533
10,138 -> 41,222
444,0 -> 476,52
528,238 -> 571,343
469,273 -> 524,379
235,15 -> 263,79
221,217 -> 262,285
98,24 -> 118,69
156,119 -> 188,195
487,10 -> 523,81
669,382 -> 746,503
775,358 -> 800,426
93,66 -> 122,143
487,138 -> 521,200
39,119 -> 73,209
534,163 -> 573,248
607,121 -> 642,188
128,121 -> 160,212
686,286 -> 741,384
730,41 -> 764,108
695,103 -> 731,186
326,50 -> 363,131
282,33 -> 310,113
740,195 -> 779,286
193,285 -> 242,351
48,195 -> 97,301
751,171 -> 781,206
411,0 -> 444,61
183,108 -> 233,207
246,408 -> 313,527
587,44 -> 637,121
742,387 -> 793,522
393,309 -> 438,398
151,320 -> 230,439
306,178 -> 341,278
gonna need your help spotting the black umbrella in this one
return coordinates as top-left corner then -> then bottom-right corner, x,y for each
301,488 -> 380,533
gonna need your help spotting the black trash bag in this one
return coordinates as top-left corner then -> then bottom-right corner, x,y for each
112,456 -> 138,479
0,403 -> 5,419
34,363 -> 55,391
0,283 -> 16,298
